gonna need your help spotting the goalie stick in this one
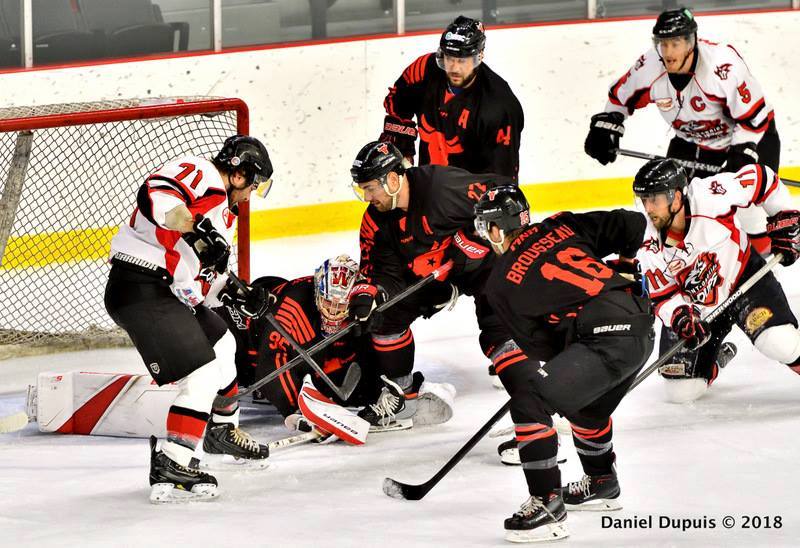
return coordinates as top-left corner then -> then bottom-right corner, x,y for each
615,148 -> 800,188
214,261 -> 454,408
628,253 -> 783,392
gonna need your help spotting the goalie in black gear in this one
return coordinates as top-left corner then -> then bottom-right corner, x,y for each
380,15 -> 524,179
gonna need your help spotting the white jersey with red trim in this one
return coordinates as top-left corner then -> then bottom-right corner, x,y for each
109,156 -> 236,307
605,39 -> 773,150
637,164 -> 793,326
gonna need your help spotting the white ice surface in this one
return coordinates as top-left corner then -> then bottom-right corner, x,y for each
1,231 -> 799,547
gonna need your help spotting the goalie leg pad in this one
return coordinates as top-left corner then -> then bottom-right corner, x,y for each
298,376 -> 370,445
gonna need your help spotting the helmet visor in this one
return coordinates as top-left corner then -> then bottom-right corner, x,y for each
652,34 -> 695,57
474,217 -> 492,242
254,175 -> 273,198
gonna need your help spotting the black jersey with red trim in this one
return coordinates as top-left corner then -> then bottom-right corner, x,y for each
384,53 -> 524,179
485,210 -> 646,360
215,276 -> 363,404
358,165 -> 514,296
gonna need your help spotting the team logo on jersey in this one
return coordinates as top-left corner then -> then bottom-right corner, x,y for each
673,119 -> 729,140
714,63 -> 733,80
641,237 -> 660,254
656,98 -> 673,111
690,96 -> 706,112
710,181 -> 727,195
745,307 -> 773,335
676,252 -> 723,306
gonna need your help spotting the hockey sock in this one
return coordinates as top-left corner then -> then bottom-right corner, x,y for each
211,378 -> 240,425
571,418 -> 614,476
371,330 -> 415,379
516,422 -> 560,496
164,405 -> 210,466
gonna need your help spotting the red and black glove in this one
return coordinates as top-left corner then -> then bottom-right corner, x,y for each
766,210 -> 800,266
671,305 -> 711,350
348,283 -> 386,336
182,214 -> 230,273
379,115 -> 417,160
448,229 -> 491,275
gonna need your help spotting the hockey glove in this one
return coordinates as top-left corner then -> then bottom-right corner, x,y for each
766,210 -> 800,266
348,283 -> 386,336
724,142 -> 759,172
420,282 -> 459,319
218,276 -> 274,319
671,305 -> 711,350
584,112 -> 625,165
183,215 -> 231,273
448,229 -> 492,275
380,115 -> 417,160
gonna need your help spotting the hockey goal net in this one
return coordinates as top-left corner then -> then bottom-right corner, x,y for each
0,97 -> 251,357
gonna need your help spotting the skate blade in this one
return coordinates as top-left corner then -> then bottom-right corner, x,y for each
505,522 -> 569,543
369,418 -> 413,433
200,453 -> 271,471
565,498 -> 622,512
149,482 -> 219,504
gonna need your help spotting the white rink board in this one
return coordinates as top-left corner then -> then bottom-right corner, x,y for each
0,11 -> 798,213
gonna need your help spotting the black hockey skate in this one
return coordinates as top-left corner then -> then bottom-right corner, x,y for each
504,492 -> 569,543
202,421 -> 270,470
358,375 -> 411,432
561,470 -> 621,511
149,436 -> 218,504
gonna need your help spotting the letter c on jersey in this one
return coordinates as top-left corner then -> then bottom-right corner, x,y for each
690,96 -> 706,112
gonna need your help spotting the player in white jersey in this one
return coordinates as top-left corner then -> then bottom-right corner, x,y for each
105,134 -> 275,503
632,159 -> 800,402
585,7 -> 779,256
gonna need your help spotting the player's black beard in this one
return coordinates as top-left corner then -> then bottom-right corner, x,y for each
449,68 -> 478,91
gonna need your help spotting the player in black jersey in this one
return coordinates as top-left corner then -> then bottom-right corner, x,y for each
380,15 -> 524,179
349,140 -> 512,429
474,186 -> 654,543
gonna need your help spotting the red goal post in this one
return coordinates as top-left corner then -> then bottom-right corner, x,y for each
0,96 -> 251,354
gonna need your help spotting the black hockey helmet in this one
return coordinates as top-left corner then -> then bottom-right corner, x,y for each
214,134 -> 273,194
350,141 -> 405,185
632,159 -> 688,197
439,15 -> 486,58
653,7 -> 697,40
473,185 -> 531,243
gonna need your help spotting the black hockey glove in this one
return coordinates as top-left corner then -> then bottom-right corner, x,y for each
766,210 -> 800,266
380,115 -> 417,159
584,112 -> 625,165
420,282 -> 459,319
606,258 -> 647,297
183,215 -> 230,273
671,305 -> 711,350
218,275 -> 274,319
724,142 -> 759,172
348,282 -> 386,336
447,229 -> 492,276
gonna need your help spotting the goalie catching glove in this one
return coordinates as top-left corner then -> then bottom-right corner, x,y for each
584,112 -> 625,166
671,305 -> 711,350
182,214 -> 230,273
218,274 -> 274,318
766,210 -> 800,266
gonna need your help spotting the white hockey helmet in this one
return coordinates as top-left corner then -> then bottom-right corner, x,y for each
314,254 -> 360,336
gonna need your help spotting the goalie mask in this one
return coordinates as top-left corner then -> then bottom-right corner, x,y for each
314,255 -> 360,336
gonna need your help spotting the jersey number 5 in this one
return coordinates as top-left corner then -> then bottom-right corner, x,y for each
540,247 -> 613,296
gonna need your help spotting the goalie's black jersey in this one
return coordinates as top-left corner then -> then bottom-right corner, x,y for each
385,53 -> 524,179
485,210 -> 646,359
358,164 -> 514,296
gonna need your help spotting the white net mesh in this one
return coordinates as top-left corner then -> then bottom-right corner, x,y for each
0,97 -> 245,356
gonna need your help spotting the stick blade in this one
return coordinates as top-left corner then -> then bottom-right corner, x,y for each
382,477 -> 426,501
338,362 -> 362,400
0,411 -> 30,433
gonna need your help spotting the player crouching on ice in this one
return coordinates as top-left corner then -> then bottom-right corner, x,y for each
633,159 -> 800,403
105,135 -> 275,503
213,254 -> 456,442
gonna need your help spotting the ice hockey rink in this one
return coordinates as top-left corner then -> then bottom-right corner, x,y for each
1,230 -> 799,547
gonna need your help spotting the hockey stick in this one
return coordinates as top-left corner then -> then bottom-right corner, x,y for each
268,429 -> 324,450
214,261 -> 454,407
628,253 -> 783,392
0,411 -> 29,433
615,148 -> 800,188
383,399 -> 511,501
264,313 -> 361,401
